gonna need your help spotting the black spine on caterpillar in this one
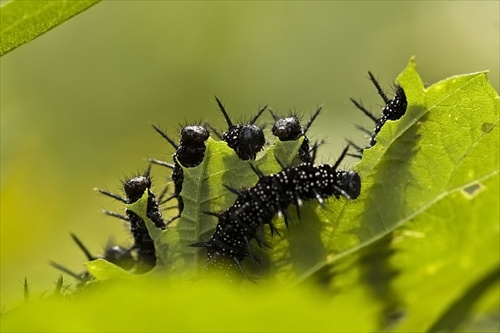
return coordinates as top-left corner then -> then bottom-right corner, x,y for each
270,106 -> 322,163
212,96 -> 267,161
192,145 -> 361,273
350,71 -> 408,150
50,233 -> 135,282
97,171 -> 165,273
150,125 -> 210,222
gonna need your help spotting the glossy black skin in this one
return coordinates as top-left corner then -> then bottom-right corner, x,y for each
350,72 -> 408,150
171,126 -> 210,212
271,107 -> 322,163
369,86 -> 407,146
177,126 -> 210,167
223,125 -> 266,161
272,116 -> 313,163
123,175 -> 165,272
151,124 -> 209,217
336,170 -> 362,200
272,116 -> 302,141
214,96 -> 267,161
193,146 -> 361,273
97,174 -> 166,273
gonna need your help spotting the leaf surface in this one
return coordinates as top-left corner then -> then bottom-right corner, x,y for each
0,0 -> 101,56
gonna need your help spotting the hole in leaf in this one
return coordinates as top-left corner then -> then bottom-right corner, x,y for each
461,182 -> 484,199
481,122 -> 494,133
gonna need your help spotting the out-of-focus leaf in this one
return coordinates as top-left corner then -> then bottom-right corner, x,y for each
0,0 -> 101,56
0,278 -> 379,332
84,259 -> 135,281
426,265 -> 500,333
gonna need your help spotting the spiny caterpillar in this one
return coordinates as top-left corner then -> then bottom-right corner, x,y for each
97,170 -> 165,273
50,233 -> 134,282
350,72 -> 407,152
270,106 -> 323,163
211,96 -> 267,161
150,124 -> 209,222
192,145 -> 361,275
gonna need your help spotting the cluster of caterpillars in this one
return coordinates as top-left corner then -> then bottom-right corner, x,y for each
51,72 -> 407,282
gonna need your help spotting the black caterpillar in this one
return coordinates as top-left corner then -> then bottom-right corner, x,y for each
150,124 -> 209,222
192,145 -> 361,274
50,233 -> 135,282
97,171 -> 165,273
211,96 -> 267,160
350,72 -> 407,151
270,106 -> 323,163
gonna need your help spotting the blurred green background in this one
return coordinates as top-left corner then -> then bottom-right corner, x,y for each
1,1 -> 498,308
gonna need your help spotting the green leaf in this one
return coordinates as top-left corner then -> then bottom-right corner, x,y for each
302,57 -> 499,276
302,58 -> 500,331
0,277 -> 380,332
2,58 -> 498,332
426,265 -> 500,333
84,259 -> 136,281
143,138 -> 305,277
113,59 -> 500,302
0,0 -> 101,56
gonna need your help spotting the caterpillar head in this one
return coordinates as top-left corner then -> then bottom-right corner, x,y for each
102,245 -> 135,271
224,124 -> 265,160
180,125 -> 210,145
338,171 -> 361,200
272,116 -> 302,141
214,96 -> 267,161
123,176 -> 151,203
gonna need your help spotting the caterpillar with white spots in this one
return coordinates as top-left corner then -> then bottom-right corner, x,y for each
350,72 -> 407,152
270,106 -> 323,163
211,96 -> 267,161
97,171 -> 166,273
192,145 -> 361,275
150,124 -> 210,222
